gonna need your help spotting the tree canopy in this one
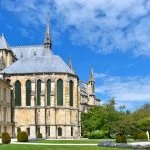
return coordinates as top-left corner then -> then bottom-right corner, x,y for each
81,99 -> 150,138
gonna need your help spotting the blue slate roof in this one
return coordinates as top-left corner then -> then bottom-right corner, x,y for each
1,45 -> 75,75
1,55 -> 75,75
12,45 -> 52,59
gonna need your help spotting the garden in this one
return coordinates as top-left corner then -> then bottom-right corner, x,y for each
1,99 -> 150,149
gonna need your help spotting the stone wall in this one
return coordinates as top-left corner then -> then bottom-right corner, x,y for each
0,80 -> 13,137
7,73 -> 81,139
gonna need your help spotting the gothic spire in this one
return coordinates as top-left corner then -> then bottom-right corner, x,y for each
0,34 -> 11,50
89,68 -> 95,82
44,15 -> 52,49
68,57 -> 73,70
68,57 -> 76,74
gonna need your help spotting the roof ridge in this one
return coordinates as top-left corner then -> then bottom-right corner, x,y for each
12,45 -> 43,48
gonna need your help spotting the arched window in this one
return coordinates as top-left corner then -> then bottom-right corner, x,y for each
47,79 -> 51,106
57,79 -> 63,106
71,126 -> 73,136
15,80 -> 21,106
69,80 -> 73,106
58,127 -> 62,136
37,80 -> 41,106
26,80 -> 31,106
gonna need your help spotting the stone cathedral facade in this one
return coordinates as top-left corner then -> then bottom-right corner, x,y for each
0,20 -> 100,139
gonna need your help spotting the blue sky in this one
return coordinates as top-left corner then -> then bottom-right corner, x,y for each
0,0 -> 150,111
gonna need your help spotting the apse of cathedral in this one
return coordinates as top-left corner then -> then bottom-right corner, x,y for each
0,19 -> 100,139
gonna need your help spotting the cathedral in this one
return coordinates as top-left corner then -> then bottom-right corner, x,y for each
0,20 -> 100,139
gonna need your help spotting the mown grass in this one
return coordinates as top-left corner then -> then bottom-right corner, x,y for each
30,138 -> 134,144
31,139 -> 107,144
0,144 -> 133,150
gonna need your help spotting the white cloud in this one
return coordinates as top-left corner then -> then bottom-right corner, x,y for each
95,73 -> 150,102
1,0 -> 150,56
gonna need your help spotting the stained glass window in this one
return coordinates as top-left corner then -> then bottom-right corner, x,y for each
15,81 -> 21,106
58,127 -> 62,136
57,79 -> 63,106
69,80 -> 73,106
26,80 -> 31,106
47,79 -> 51,106
37,80 -> 41,106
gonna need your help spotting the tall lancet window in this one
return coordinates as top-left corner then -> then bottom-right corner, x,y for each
26,80 -> 31,106
57,79 -> 63,106
47,79 -> 51,106
69,80 -> 74,106
15,80 -> 21,106
37,79 -> 41,106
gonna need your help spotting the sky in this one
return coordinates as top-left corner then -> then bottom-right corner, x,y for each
0,0 -> 150,111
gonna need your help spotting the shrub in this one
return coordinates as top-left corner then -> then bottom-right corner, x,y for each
116,135 -> 127,143
139,132 -> 147,140
88,131 -> 105,139
133,131 -> 147,141
19,131 -> 28,142
37,133 -> 42,138
82,133 -> 89,138
17,132 -> 21,142
1,132 -> 11,144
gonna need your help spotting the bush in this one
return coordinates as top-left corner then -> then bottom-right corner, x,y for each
116,135 -> 127,143
1,132 -> 11,144
88,131 -> 105,139
139,132 -> 147,140
17,132 -> 21,142
82,133 -> 89,138
18,131 -> 28,142
37,133 -> 42,138
133,131 -> 147,141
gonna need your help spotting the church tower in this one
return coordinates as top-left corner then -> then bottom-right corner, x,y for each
87,68 -> 95,106
0,35 -> 16,70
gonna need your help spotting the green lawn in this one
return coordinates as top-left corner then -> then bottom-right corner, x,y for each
30,139 -> 134,144
0,144 -> 133,150
31,139 -> 107,144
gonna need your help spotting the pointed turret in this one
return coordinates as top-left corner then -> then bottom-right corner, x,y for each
68,57 -> 76,74
89,68 -> 95,82
0,34 -> 11,50
0,34 -> 17,69
68,57 -> 73,70
44,16 -> 52,49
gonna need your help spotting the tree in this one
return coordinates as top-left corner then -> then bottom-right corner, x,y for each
81,106 -> 105,135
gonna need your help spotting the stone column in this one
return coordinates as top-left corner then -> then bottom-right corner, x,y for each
22,80 -> 25,106
51,79 -> 55,106
40,126 -> 46,138
65,126 -> 71,139
50,126 -> 56,139
30,126 -> 36,139
31,81 -> 35,106
41,81 -> 45,106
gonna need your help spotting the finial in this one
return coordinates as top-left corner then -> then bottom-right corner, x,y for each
68,57 -> 76,74
68,57 -> 73,69
20,52 -> 23,58
44,14 -> 52,49
33,50 -> 36,56
89,68 -> 95,82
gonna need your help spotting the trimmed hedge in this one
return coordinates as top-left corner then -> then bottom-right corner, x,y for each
17,131 -> 28,142
116,135 -> 127,143
133,131 -> 147,141
1,132 -> 11,144
88,131 -> 105,139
